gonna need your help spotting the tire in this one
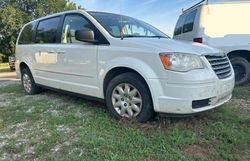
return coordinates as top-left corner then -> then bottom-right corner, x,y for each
230,57 -> 250,85
21,68 -> 42,95
105,72 -> 155,122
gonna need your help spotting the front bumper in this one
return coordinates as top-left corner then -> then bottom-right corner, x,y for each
148,74 -> 235,114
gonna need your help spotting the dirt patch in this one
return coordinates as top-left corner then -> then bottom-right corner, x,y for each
51,141 -> 71,153
228,98 -> 250,116
234,144 -> 250,161
44,109 -> 60,117
117,114 -> 211,135
183,144 -> 209,158
56,125 -> 72,134
0,71 -> 19,88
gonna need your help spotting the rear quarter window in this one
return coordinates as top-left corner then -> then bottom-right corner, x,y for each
174,9 -> 197,36
174,16 -> 185,36
18,23 -> 36,45
183,9 -> 197,33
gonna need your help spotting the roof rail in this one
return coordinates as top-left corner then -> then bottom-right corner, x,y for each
182,0 -> 208,14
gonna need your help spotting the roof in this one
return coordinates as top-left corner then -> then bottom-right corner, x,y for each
182,0 -> 250,14
34,10 -> 86,22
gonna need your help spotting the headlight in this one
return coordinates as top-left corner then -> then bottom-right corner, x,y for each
159,53 -> 204,72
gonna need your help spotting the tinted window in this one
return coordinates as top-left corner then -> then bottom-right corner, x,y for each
35,17 -> 60,44
183,9 -> 197,33
18,23 -> 35,44
61,15 -> 95,44
174,16 -> 185,36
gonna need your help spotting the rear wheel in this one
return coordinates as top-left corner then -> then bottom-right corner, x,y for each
105,72 -> 154,122
230,57 -> 250,85
21,68 -> 41,95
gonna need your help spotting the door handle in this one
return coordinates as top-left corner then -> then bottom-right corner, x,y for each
57,50 -> 65,55
47,50 -> 55,54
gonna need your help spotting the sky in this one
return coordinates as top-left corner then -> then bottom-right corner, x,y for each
72,0 -> 249,36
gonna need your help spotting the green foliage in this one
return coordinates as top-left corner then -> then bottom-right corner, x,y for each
0,0 -> 80,57
0,52 -> 4,57
0,5 -> 27,55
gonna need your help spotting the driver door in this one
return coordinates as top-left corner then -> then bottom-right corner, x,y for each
55,14 -> 99,96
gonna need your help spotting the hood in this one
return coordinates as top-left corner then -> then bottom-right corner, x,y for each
113,38 -> 224,56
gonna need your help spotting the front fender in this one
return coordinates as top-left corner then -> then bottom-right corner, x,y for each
99,56 -> 159,81
98,57 -> 164,110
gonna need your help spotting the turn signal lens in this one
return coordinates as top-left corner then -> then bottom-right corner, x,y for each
159,53 -> 204,72
160,54 -> 171,69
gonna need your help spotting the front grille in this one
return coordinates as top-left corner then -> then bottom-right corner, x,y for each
205,55 -> 232,79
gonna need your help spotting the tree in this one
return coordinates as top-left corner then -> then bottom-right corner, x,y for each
6,0 -> 78,19
34,0 -> 77,19
0,0 -> 79,59
0,5 -> 26,56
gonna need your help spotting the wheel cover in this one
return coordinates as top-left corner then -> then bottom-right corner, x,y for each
112,83 -> 142,118
22,73 -> 32,93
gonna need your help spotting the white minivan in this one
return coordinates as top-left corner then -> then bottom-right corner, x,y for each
173,0 -> 250,85
16,10 -> 235,122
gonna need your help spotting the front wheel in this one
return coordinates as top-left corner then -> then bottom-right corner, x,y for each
230,57 -> 250,85
105,72 -> 154,122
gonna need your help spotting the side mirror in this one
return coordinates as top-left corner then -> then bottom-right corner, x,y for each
75,28 -> 97,43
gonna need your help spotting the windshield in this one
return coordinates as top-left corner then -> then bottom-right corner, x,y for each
89,12 -> 169,38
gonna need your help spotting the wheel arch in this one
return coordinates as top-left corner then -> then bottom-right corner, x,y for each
103,67 -> 152,98
19,62 -> 30,73
227,50 -> 250,62
102,66 -> 158,112
227,50 -> 250,85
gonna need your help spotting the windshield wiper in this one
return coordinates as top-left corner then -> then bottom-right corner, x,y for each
122,35 -> 138,38
148,36 -> 169,39
122,35 -> 169,38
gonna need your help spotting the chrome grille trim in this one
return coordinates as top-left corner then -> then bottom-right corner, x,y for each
205,55 -> 232,79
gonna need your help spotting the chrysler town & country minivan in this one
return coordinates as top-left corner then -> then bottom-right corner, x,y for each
15,10 -> 235,122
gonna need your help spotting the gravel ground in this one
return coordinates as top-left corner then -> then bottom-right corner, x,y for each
0,80 -> 20,88
0,71 -> 20,87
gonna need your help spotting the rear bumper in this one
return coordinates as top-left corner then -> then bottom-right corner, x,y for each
148,74 -> 235,114
9,62 -> 15,68
15,61 -> 21,78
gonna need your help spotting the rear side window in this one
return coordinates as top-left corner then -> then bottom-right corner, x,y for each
183,9 -> 197,33
174,9 -> 197,36
35,17 -> 60,44
18,23 -> 36,44
174,16 -> 185,36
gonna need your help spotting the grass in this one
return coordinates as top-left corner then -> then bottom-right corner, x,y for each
0,63 -> 9,68
0,63 -> 10,73
0,84 -> 249,161
233,84 -> 250,99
